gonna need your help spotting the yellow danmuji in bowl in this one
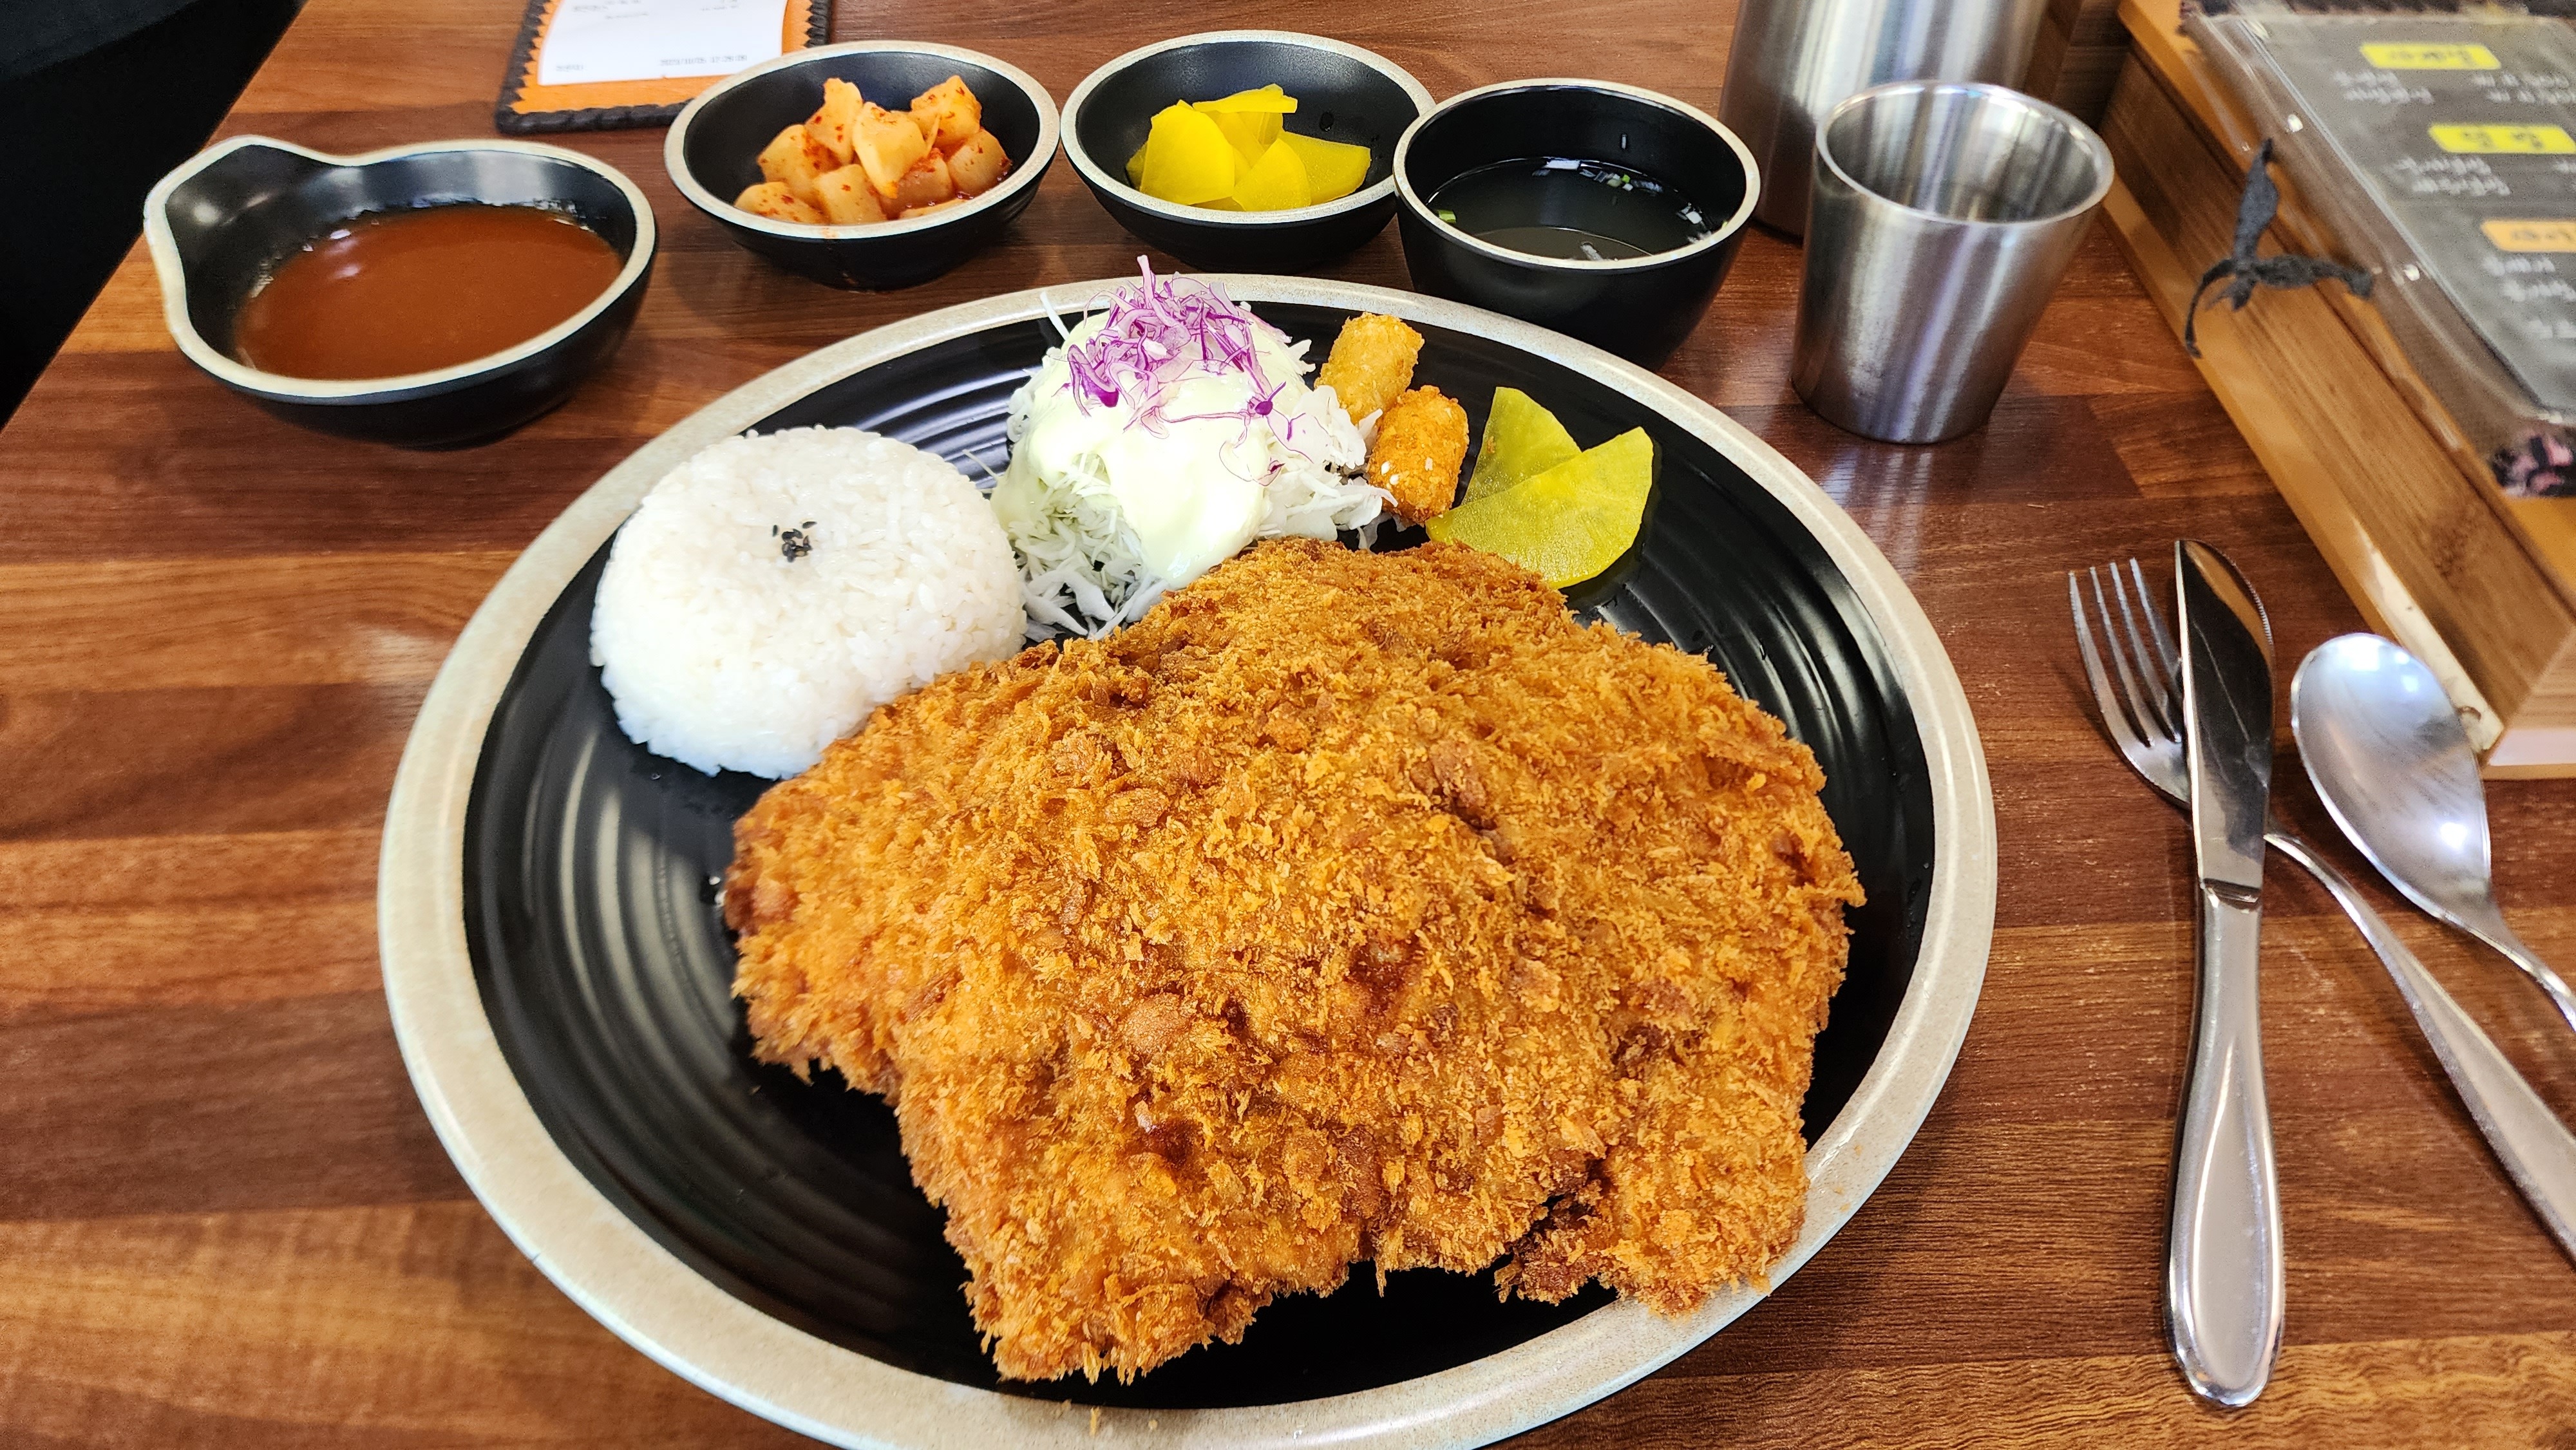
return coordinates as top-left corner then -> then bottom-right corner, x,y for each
1122,85 -> 1372,211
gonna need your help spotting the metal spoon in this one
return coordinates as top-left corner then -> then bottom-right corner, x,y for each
2291,633 -> 2576,1035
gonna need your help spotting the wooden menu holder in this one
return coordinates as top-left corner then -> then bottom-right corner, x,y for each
2101,0 -> 2576,775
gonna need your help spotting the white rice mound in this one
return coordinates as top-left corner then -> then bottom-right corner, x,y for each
589,426 -> 1026,779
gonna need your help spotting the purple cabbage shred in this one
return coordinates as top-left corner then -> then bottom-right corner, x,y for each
1061,260 -> 1288,440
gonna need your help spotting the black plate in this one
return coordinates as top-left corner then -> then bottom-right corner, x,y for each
463,305 -> 1934,1410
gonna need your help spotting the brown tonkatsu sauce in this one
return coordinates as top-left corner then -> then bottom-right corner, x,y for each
232,203 -> 621,380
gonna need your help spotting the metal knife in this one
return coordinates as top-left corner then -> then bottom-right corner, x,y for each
2168,538 -> 2285,1407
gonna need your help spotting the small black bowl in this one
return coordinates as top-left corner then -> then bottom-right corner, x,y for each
1061,30 -> 1432,272
143,135 -> 654,449
1394,80 -> 1759,368
667,41 -> 1056,290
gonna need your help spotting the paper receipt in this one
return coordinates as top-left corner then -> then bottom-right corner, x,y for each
536,0 -> 790,87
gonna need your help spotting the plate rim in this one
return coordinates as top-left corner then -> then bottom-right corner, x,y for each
377,274 -> 1998,1450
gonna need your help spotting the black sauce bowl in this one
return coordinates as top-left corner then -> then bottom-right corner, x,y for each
1394,80 -> 1759,367
1061,31 -> 1432,272
143,135 -> 654,449
667,41 -> 1056,290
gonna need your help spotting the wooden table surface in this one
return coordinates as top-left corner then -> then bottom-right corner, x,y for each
6,1 -> 2575,1444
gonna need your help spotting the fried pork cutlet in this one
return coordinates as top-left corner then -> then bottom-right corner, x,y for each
726,538 -> 1862,1382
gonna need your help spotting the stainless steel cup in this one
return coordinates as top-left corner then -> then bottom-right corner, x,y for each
1792,81 -> 2112,445
1719,0 -> 2047,236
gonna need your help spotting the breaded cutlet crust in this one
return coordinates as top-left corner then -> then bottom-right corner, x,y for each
726,538 -> 1862,1382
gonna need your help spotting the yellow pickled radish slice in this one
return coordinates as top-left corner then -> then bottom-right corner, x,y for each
1139,102 -> 1236,204
1194,84 -> 1297,113
1204,109 -> 1283,166
1278,130 -> 1371,203
1464,386 -> 1582,503
1125,140 -> 1147,187
1426,428 -> 1655,588
1229,138 -> 1311,211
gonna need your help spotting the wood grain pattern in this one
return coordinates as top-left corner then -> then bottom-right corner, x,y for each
2025,0 -> 2127,125
0,555 -> 513,692
1,0 -> 2572,1445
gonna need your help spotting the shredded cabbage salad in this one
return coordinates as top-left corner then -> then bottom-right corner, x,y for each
991,261 -> 1387,638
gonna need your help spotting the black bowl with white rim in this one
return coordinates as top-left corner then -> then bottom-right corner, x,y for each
1393,80 -> 1759,368
667,41 -> 1057,290
379,277 -> 1994,1447
1061,31 -> 1432,272
142,135 -> 654,449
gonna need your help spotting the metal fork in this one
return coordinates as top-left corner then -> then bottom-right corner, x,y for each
2072,561 -> 2576,1266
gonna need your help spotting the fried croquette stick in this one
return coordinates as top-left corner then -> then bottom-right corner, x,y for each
1316,312 -> 1423,428
1366,385 -> 1469,524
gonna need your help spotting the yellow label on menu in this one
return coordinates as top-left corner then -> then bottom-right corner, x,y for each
2361,42 -> 2501,70
2430,122 -> 2576,153
2483,219 -> 2576,252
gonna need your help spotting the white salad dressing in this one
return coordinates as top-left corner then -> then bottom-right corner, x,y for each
991,267 -> 1387,637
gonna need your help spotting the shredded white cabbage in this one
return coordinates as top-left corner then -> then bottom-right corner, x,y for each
994,386 -> 1167,637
